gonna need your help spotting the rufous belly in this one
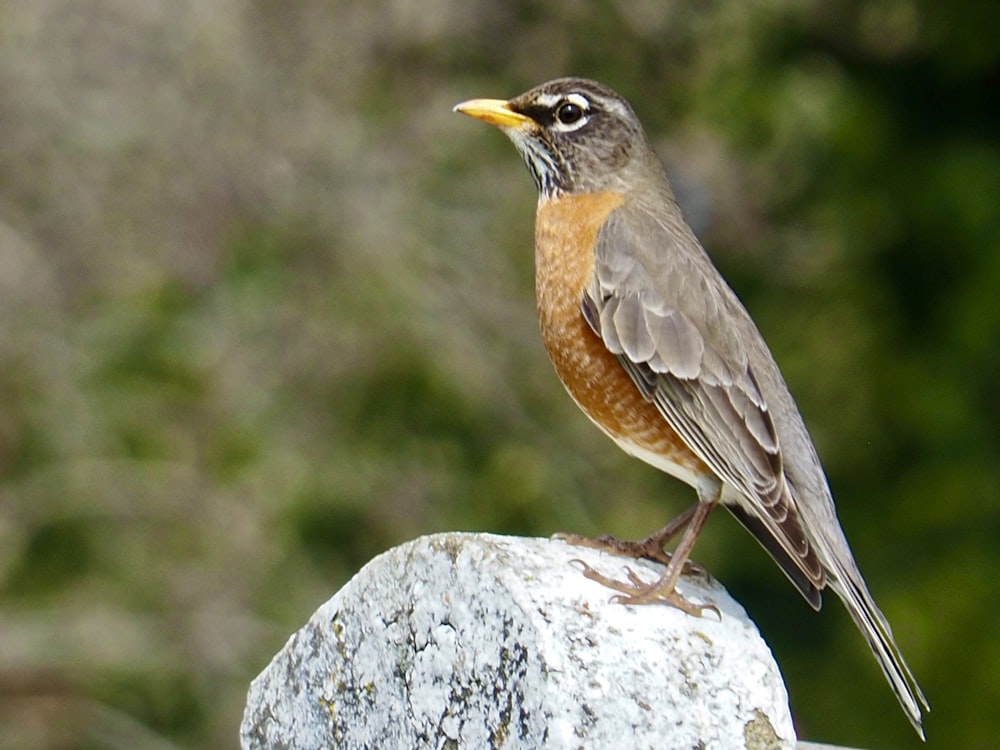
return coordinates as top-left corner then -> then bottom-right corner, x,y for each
534,192 -> 710,484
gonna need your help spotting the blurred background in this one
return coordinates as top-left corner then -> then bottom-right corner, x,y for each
0,1 -> 997,748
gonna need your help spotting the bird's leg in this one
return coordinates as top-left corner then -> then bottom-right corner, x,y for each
562,501 -> 720,618
554,503 -> 701,570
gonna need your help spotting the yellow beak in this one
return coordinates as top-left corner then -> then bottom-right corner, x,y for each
452,98 -> 535,129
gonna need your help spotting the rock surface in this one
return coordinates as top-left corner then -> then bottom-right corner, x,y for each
241,532 -> 797,749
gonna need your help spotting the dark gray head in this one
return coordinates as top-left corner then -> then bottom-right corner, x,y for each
455,77 -> 665,200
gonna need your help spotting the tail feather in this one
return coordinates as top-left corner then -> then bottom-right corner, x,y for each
830,565 -> 929,739
727,503 -> 823,611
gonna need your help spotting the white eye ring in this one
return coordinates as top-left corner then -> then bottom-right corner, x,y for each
552,93 -> 591,131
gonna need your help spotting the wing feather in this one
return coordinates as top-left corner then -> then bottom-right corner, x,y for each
585,206 -> 825,600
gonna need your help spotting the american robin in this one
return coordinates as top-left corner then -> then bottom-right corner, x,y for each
455,77 -> 928,737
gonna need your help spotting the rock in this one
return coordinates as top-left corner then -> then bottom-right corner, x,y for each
241,532 -> 796,749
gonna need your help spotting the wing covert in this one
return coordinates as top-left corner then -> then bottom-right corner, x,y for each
584,206 -> 825,596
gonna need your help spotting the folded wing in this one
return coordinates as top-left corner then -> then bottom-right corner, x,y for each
584,207 -> 825,607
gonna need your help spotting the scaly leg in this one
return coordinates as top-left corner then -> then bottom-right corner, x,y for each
554,503 -> 703,572
559,501 -> 719,618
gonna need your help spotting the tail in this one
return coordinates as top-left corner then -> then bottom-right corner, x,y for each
829,562 -> 929,739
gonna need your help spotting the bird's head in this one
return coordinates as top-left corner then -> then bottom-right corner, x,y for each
455,77 -> 663,201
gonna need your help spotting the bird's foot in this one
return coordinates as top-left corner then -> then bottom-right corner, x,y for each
571,560 -> 720,619
553,530 -> 706,576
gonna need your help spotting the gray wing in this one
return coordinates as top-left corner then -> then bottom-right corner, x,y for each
588,206 -> 928,732
585,206 -> 825,606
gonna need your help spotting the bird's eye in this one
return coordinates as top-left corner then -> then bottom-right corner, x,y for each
555,101 -> 585,125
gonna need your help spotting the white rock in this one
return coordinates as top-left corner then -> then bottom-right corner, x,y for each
241,532 -> 797,749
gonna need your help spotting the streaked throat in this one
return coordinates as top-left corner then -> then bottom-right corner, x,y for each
507,131 -> 568,200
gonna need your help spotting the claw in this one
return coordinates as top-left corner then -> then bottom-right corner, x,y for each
573,560 -> 719,619
611,585 -> 721,619
557,502 -> 719,619
556,531 -> 706,576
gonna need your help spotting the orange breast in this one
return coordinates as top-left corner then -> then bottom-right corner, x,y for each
534,193 -> 709,478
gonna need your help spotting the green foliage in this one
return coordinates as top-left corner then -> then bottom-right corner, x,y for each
0,1 -> 996,748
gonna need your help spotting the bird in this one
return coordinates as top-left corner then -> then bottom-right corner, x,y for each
454,77 -> 928,737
